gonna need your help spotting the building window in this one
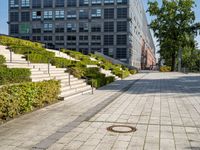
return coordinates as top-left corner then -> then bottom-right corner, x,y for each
79,10 -> 89,19
91,0 -> 102,5
117,8 -> 127,18
67,23 -> 77,32
91,35 -> 101,40
55,23 -> 64,33
104,48 -> 114,57
32,11 -> 41,20
117,21 -> 127,32
32,36 -> 41,41
10,0 -> 19,8
32,23 -> 41,33
79,42 -> 88,46
55,10 -> 64,20
91,42 -> 101,46
116,48 -> 127,58
44,11 -> 53,20
117,0 -> 127,4
21,36 -> 30,40
10,12 -> 19,22
79,48 -> 88,54
104,8 -> 114,19
44,0 -> 53,8
91,9 -> 102,18
67,10 -> 77,19
79,22 -> 89,32
21,12 -> 30,21
55,36 -> 64,41
79,35 -> 88,40
67,0 -> 76,7
117,35 -> 127,45
67,36 -> 76,45
32,0 -> 41,8
19,23 -> 30,33
55,0 -> 65,7
104,22 -> 114,32
21,0 -> 30,7
44,23 -> 53,33
55,43 -> 64,46
104,35 -> 114,45
79,0 -> 89,6
10,24 -> 19,34
104,0 -> 114,5
44,36 -> 52,41
91,23 -> 101,32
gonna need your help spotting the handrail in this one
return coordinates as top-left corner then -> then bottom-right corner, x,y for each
5,46 -> 94,94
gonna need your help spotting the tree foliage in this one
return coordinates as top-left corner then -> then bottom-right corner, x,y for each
147,0 -> 200,71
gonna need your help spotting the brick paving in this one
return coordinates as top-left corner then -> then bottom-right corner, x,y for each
0,72 -> 200,150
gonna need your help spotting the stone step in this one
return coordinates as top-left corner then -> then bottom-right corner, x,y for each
60,86 -> 92,97
6,65 -> 31,69
31,74 -> 50,78
32,77 -> 52,82
61,78 -> 84,85
62,88 -> 92,100
53,75 -> 75,80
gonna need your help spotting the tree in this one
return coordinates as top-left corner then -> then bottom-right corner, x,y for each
147,0 -> 200,71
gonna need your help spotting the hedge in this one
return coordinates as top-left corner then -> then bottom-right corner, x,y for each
129,69 -> 138,74
0,68 -> 31,85
0,55 -> 6,65
0,80 -> 60,120
0,36 -> 133,88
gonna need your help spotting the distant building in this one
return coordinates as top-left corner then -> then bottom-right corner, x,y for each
8,0 -> 156,69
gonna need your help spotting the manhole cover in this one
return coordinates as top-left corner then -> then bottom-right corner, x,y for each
107,125 -> 137,133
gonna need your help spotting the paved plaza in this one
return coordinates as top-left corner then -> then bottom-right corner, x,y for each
0,72 -> 200,150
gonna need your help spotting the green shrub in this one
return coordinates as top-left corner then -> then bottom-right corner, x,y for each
0,55 -> 6,64
51,57 -> 73,68
69,67 -> 86,79
111,68 -> 130,79
0,80 -> 60,120
105,76 -> 115,84
85,68 -> 107,88
0,36 -> 42,48
129,69 -> 138,74
0,68 -> 31,85
28,53 -> 49,63
160,66 -> 171,72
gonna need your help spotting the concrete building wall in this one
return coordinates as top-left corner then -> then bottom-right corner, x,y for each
8,0 -> 155,69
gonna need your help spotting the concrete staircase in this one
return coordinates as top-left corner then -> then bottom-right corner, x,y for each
0,45 -> 92,100
46,49 -> 79,61
45,48 -> 121,80
99,68 -> 121,80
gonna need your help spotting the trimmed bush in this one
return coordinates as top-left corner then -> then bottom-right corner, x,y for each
69,67 -> 86,79
129,69 -> 138,74
0,68 -> 31,85
0,80 -> 60,120
51,57 -> 72,68
0,36 -> 42,48
160,66 -> 171,72
105,76 -> 115,84
0,55 -> 6,65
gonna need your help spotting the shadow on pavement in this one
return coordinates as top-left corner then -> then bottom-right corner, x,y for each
98,74 -> 200,95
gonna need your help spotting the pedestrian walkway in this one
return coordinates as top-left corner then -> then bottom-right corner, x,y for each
0,73 -> 145,150
1,72 -> 200,150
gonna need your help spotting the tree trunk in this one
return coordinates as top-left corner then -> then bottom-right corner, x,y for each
171,52 -> 176,71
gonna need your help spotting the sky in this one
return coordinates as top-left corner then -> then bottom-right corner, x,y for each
0,0 -> 200,49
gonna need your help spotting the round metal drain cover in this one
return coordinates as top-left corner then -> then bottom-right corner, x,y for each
107,125 -> 136,133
